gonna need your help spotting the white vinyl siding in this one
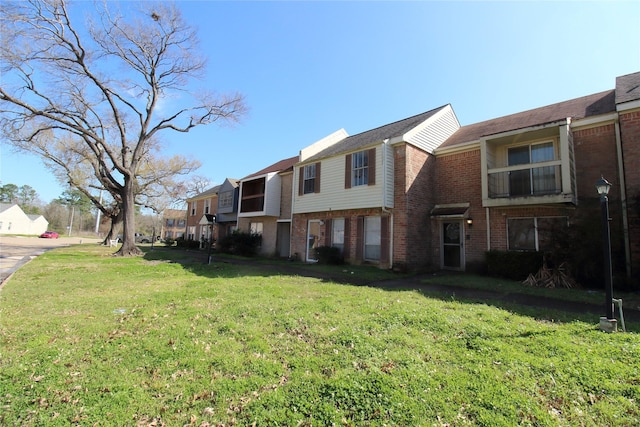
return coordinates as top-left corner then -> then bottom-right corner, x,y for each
404,105 -> 461,153
294,144 -> 393,214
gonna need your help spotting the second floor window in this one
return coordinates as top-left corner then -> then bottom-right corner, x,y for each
352,150 -> 368,187
219,191 -> 233,208
508,142 -> 557,197
204,199 -> 211,214
166,218 -> 175,227
190,202 -> 196,216
303,164 -> 317,194
345,148 -> 375,189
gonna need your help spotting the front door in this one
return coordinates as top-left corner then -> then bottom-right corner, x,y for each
442,220 -> 463,270
306,220 -> 321,262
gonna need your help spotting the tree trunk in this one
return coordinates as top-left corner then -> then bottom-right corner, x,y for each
115,179 -> 142,256
101,211 -> 123,246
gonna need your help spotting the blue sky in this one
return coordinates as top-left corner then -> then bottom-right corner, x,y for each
1,0 -> 639,204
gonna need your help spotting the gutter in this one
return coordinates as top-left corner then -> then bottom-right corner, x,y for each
614,120 -> 632,278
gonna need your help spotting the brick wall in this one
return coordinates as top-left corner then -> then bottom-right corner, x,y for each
279,172 -> 293,219
619,110 -> 640,280
434,149 -> 485,267
292,208 -> 391,268
392,144 -> 436,270
573,123 -> 619,200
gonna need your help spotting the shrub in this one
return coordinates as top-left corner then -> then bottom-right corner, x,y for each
313,246 -> 344,265
176,237 -> 200,250
485,250 -> 543,281
218,231 -> 262,257
163,238 -> 175,247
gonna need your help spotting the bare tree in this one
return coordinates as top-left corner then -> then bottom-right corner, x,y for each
0,0 -> 246,255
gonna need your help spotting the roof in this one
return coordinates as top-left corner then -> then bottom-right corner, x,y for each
223,178 -> 240,188
616,71 -> 640,105
242,155 -> 299,180
439,90 -> 616,149
0,203 -> 16,214
163,208 -> 187,218
304,105 -> 449,162
190,184 -> 221,200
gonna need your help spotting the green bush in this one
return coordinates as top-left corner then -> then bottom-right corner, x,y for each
163,238 -> 175,247
175,236 -> 200,250
485,250 -> 543,281
313,246 -> 344,265
218,230 -> 262,257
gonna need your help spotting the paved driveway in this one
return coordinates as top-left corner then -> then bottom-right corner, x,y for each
0,236 -> 101,286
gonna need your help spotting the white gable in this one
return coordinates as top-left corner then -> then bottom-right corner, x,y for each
300,129 -> 349,162
395,105 -> 460,153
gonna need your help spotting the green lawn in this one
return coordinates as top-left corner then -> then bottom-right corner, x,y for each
1,245 -> 638,426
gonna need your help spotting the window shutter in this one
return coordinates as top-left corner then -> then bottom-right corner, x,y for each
345,154 -> 352,189
298,167 -> 304,196
315,162 -> 321,193
380,215 -> 390,263
355,216 -> 364,260
324,218 -> 332,246
343,218 -> 351,259
368,148 -> 376,186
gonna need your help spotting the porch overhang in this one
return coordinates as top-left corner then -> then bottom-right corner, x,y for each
430,203 -> 470,219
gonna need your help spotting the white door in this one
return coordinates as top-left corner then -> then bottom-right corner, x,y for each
306,220 -> 321,262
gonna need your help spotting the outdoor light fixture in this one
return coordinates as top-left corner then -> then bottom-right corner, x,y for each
596,176 -> 612,197
466,218 -> 473,227
596,176 -> 616,332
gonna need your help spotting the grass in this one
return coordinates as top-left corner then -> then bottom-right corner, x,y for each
420,273 -> 640,310
1,245 -> 639,426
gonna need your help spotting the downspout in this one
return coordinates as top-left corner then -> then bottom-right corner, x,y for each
614,121 -> 631,278
381,139 -> 393,268
485,207 -> 491,251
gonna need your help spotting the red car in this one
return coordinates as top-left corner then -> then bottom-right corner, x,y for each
40,231 -> 60,239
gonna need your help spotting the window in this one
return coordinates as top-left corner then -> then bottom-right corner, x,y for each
190,202 -> 196,216
187,226 -> 196,240
508,217 -> 567,251
166,218 -> 175,227
165,231 -> 173,239
364,216 -> 381,260
219,191 -> 233,208
0,221 -> 3,230
204,199 -> 211,214
345,148 -> 375,188
303,164 -> 316,194
177,219 -> 186,227
331,218 -> 345,254
508,142 -> 557,197
352,150 -> 368,187
250,222 -> 263,235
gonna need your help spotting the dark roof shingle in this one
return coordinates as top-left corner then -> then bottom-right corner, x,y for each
305,105 -> 449,162
616,71 -> 640,105
440,90 -> 616,149
242,155 -> 299,180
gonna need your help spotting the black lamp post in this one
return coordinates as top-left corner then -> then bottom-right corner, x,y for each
595,176 -> 614,321
207,214 -> 216,265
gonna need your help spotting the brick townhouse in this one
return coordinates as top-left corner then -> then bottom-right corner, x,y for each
288,71 -> 639,286
432,71 -> 639,286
